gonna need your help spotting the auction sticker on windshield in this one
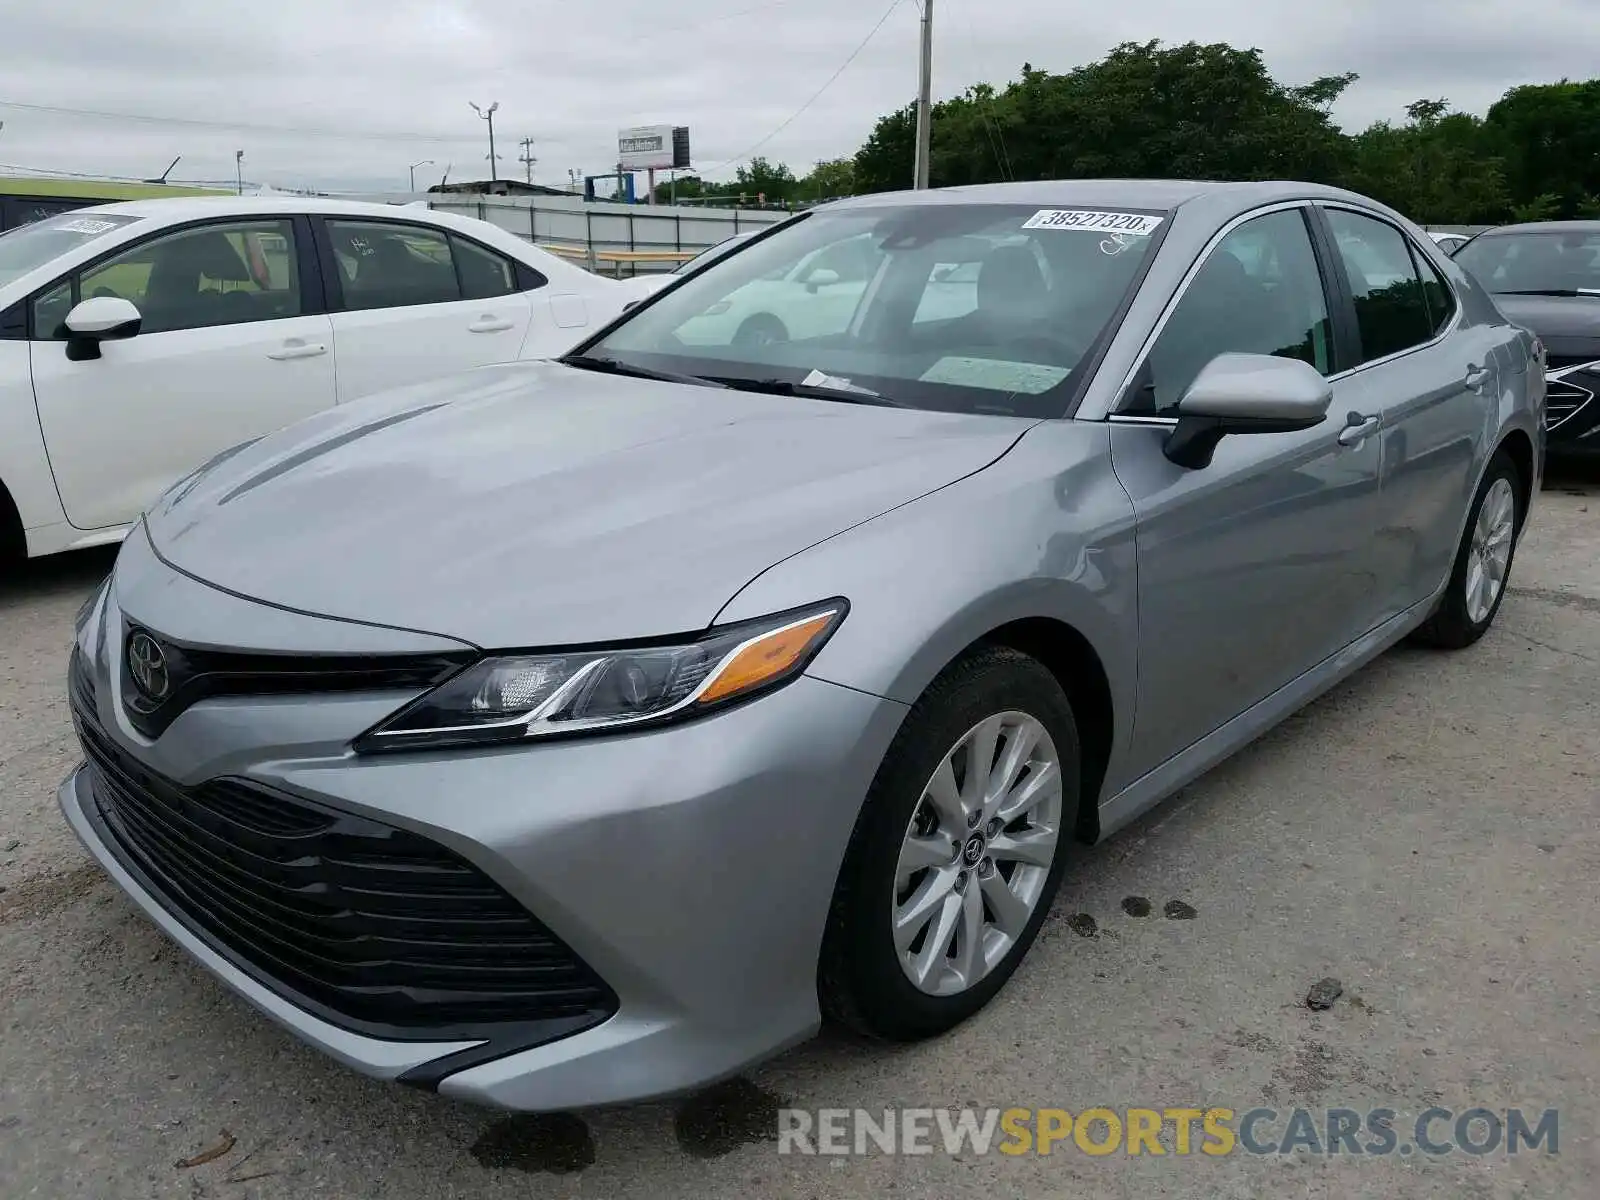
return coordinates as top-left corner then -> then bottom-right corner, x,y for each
1022,210 -> 1164,235
57,217 -> 125,235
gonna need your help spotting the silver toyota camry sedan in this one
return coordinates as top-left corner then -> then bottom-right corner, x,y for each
62,179 -> 1543,1111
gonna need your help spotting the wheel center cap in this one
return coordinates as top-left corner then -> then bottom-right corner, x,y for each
961,834 -> 986,867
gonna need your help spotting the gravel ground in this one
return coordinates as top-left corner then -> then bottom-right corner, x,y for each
2,467 -> 1596,1199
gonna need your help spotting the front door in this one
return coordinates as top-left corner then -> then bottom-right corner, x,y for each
1109,205 -> 1385,771
28,217 -> 337,531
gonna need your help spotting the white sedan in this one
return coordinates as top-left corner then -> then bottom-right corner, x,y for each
0,196 -> 637,560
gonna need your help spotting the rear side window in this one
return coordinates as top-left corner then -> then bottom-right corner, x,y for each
451,234 -> 521,300
328,220 -> 460,310
1325,210 -> 1434,364
1416,251 -> 1457,337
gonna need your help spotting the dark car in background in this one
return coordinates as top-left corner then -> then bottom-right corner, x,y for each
1454,222 -> 1600,456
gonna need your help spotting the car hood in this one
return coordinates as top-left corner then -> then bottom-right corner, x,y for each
1491,294 -> 1600,358
145,360 -> 1032,648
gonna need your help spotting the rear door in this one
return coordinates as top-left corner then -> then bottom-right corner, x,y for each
27,216 -> 337,531
316,218 -> 543,401
1313,205 -> 1495,621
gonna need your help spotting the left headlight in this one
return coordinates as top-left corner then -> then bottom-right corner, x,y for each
355,599 -> 847,753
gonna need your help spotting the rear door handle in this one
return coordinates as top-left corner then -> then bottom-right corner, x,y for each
1337,413 -> 1380,446
1465,363 -> 1493,390
267,341 -> 328,361
468,316 -> 515,333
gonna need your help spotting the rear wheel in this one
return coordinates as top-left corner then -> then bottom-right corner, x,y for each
819,647 -> 1079,1041
1410,449 -> 1522,649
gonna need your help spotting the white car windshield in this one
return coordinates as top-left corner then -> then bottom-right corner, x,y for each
0,212 -> 143,289
584,203 -> 1166,417
1453,229 -> 1600,296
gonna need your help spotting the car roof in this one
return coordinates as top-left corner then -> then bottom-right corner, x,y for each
67,195 -> 464,220
824,178 -> 1380,213
1472,220 -> 1600,236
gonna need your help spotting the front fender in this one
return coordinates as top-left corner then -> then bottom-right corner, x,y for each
714,420 -> 1142,783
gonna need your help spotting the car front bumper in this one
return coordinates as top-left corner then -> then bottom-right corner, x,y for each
61,532 -> 908,1111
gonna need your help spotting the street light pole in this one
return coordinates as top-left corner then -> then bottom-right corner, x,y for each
409,159 -> 435,191
912,0 -> 933,190
235,149 -> 245,195
469,101 -> 500,182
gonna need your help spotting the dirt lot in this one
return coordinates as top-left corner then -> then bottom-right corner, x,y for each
2,468 -> 1597,1199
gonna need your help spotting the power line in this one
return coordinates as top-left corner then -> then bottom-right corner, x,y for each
0,98 -> 478,145
703,0 -> 906,174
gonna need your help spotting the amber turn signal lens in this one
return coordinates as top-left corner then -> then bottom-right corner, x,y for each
698,611 -> 840,705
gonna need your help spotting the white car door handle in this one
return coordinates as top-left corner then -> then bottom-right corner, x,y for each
468,316 -> 515,333
267,342 -> 328,361
1337,413 -> 1380,446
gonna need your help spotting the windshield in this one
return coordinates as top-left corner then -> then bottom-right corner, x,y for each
1454,230 -> 1600,295
585,203 -> 1166,417
674,232 -> 757,274
0,212 -> 142,289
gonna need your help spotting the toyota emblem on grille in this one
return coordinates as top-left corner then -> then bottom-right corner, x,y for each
127,632 -> 171,703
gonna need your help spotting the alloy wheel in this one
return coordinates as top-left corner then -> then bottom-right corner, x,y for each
1464,476 -> 1516,625
891,711 -> 1064,997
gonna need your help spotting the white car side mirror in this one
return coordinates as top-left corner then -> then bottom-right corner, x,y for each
63,296 -> 143,361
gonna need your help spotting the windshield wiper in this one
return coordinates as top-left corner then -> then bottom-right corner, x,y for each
701,376 -> 912,408
556,354 -> 726,388
1494,288 -> 1600,298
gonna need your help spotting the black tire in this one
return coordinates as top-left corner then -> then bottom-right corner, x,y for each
1410,448 -> 1523,649
732,313 -> 788,347
0,483 -> 24,566
819,646 -> 1080,1041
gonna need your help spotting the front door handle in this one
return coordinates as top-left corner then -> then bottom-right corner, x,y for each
267,341 -> 328,361
468,316 -> 515,333
1337,413 -> 1380,446
1465,363 -> 1493,390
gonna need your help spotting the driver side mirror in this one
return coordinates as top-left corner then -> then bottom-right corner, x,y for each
1162,353 -> 1333,470
804,267 -> 841,293
62,296 -> 142,362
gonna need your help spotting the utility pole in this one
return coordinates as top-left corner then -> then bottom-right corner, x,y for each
912,0 -> 933,190
517,137 -> 536,184
235,149 -> 245,195
469,101 -> 500,181
409,159 -> 434,192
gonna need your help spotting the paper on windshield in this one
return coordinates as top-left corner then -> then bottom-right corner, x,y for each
919,357 -> 1070,394
1022,210 -> 1164,236
57,217 -> 122,234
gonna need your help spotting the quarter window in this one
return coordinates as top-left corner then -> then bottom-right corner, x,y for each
1326,210 -> 1434,364
1135,208 -> 1334,414
1416,251 -> 1457,337
32,219 -> 303,337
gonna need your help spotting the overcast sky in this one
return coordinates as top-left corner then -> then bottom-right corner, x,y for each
1,0 -> 1596,194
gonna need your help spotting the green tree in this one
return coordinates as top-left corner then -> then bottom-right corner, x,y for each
1485,81 -> 1600,218
1342,99 -> 1510,224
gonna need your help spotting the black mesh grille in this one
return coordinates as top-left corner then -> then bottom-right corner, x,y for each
69,666 -> 615,1034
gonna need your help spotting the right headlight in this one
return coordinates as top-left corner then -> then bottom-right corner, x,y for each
355,599 -> 847,753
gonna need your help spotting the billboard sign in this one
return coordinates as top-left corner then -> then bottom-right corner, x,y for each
618,125 -> 691,171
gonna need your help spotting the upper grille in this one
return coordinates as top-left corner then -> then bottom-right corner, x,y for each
70,679 -> 615,1036
115,628 -> 476,741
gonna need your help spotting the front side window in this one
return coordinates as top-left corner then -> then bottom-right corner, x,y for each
1326,209 -> 1433,364
587,203 -> 1165,417
34,219 -> 301,337
1453,228 -> 1600,297
0,211 -> 143,290
327,220 -> 460,310
1135,208 -> 1334,414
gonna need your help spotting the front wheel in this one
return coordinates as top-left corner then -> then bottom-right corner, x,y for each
1410,449 -> 1523,649
819,647 -> 1079,1041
